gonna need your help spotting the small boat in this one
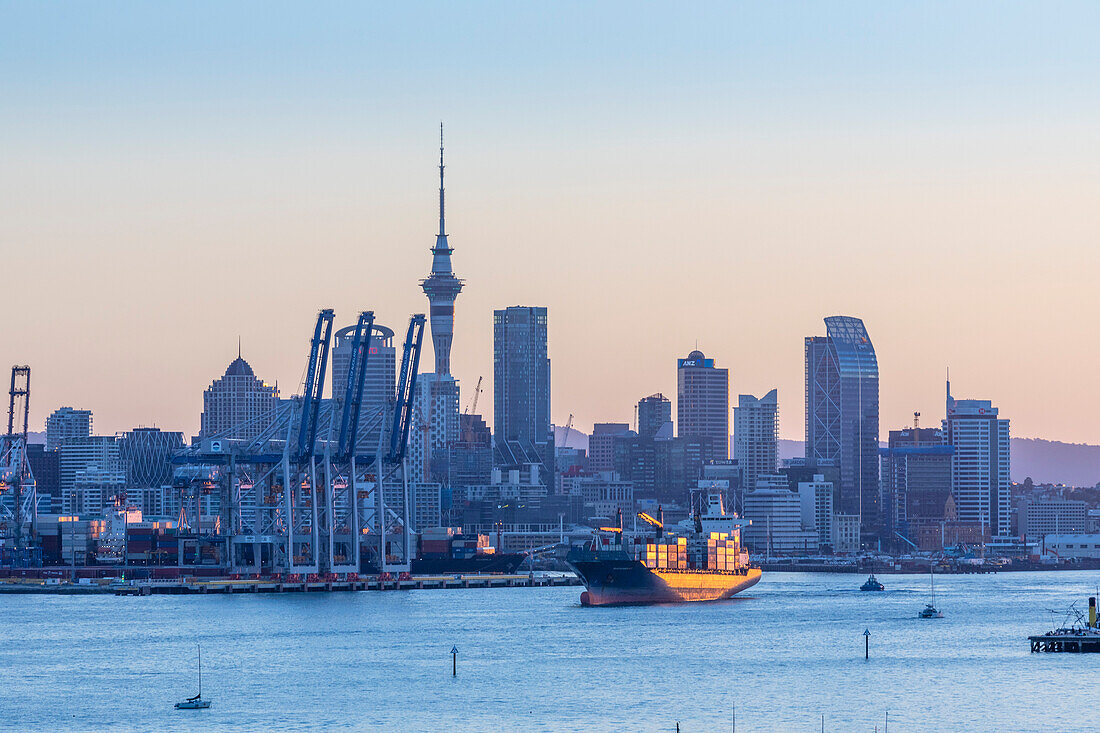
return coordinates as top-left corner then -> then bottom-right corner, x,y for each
918,566 -> 943,618
860,573 -> 884,592
175,644 -> 211,709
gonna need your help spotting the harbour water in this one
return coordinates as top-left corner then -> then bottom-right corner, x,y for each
2,570 -> 1096,731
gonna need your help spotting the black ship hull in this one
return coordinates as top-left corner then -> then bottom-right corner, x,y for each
567,551 -> 762,606
411,553 -> 526,575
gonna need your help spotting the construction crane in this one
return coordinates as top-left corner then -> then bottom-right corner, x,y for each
389,314 -> 426,463
464,376 -> 483,415
562,413 -> 574,445
295,309 -> 335,463
637,511 -> 664,539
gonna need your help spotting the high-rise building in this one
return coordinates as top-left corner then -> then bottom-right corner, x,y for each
119,427 -> 185,490
59,436 -> 120,497
200,353 -> 280,441
448,414 -> 493,489
26,444 -> 61,512
879,426 -> 953,544
805,316 -> 879,540
733,390 -> 779,496
797,474 -> 835,551
331,322 -> 397,449
46,407 -> 92,451
637,394 -> 672,440
589,423 -> 631,473
676,350 -> 729,462
493,306 -> 553,474
943,384 -> 1011,537
743,475 -> 818,554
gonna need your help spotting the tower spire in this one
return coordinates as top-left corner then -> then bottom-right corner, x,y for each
438,122 -> 445,237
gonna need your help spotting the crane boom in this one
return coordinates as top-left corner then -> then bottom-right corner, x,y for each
389,314 -> 426,463
295,309 -> 335,462
336,311 -> 375,462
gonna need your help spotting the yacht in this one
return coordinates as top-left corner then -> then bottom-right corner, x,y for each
175,644 -> 211,709
918,566 -> 943,618
860,573 -> 884,592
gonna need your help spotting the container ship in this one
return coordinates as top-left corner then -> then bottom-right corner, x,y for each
567,492 -> 761,606
412,527 -> 526,575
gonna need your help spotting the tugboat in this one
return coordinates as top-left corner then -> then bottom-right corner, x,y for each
860,573 -> 885,592
174,644 -> 211,709
918,566 -> 943,618
567,492 -> 761,606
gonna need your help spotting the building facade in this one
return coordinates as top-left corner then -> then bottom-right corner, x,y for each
879,427 -> 953,544
200,355 -> 280,441
493,306 -> 553,474
733,389 -> 779,497
119,427 -> 185,490
805,316 -> 880,541
637,393 -> 672,440
943,388 -> 1011,536
46,407 -> 92,451
676,350 -> 729,462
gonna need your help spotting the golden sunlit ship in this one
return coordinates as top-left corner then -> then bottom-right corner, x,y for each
566,492 -> 762,606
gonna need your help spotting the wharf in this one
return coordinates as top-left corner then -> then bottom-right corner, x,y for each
0,573 -> 580,596
1029,632 -> 1100,653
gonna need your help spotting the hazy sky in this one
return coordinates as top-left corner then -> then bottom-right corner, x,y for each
2,2 -> 1099,443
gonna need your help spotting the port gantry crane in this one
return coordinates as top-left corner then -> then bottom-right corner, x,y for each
173,309 -> 427,577
0,366 -> 37,561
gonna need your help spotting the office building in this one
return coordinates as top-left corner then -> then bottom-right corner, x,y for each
797,474 -> 835,550
743,475 -> 818,555
200,353 -> 280,441
676,350 -> 729,462
493,306 -> 553,474
46,407 -> 92,451
448,414 -> 493,489
407,374 -> 460,484
733,390 -> 779,496
69,466 -> 126,514
119,427 -> 184,490
26,444 -> 61,512
637,394 -> 672,440
59,436 -> 120,496
1019,497 -> 1089,538
330,322 -> 397,449
589,423 -> 631,472
943,384 -> 1011,536
805,316 -> 880,540
880,426 -> 953,544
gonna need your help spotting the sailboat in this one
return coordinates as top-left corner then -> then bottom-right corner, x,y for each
918,565 -> 944,619
175,644 -> 212,709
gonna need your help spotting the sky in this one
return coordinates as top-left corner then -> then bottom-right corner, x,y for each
2,2 -> 1099,443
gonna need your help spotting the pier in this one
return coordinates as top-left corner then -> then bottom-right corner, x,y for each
0,573 -> 580,596
1028,634 -> 1100,653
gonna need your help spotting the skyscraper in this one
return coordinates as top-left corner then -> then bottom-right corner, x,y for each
637,393 -> 672,440
46,407 -> 92,451
200,352 -> 280,441
676,350 -> 729,462
943,383 -> 1011,537
805,316 -> 879,540
493,306 -> 553,474
119,427 -> 185,490
879,425 -> 953,544
734,389 -> 779,496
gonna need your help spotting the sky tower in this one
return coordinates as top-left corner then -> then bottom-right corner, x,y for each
420,124 -> 464,376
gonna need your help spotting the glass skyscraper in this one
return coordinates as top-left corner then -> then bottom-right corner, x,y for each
493,306 -> 553,475
805,316 -> 880,541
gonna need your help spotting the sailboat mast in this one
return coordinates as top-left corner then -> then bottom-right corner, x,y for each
198,643 -> 202,697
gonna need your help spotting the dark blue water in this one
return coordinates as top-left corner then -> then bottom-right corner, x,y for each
2,571 -> 1096,731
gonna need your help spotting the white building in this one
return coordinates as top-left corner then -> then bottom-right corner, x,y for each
733,390 -> 778,495
69,467 -> 126,515
831,513 -> 861,553
407,374 -> 460,484
46,407 -> 92,451
562,471 -> 633,522
943,392 -> 1011,536
743,475 -> 817,555
797,474 -> 834,550
1019,497 -> 1089,537
59,437 -> 120,497
1043,534 -> 1100,560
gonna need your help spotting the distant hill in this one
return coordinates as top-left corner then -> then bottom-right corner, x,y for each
777,437 -> 1100,487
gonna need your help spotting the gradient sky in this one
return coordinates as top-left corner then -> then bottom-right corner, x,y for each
2,2 -> 1099,443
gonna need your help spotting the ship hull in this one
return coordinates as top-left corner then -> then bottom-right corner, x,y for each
410,554 -> 526,575
568,557 -> 762,606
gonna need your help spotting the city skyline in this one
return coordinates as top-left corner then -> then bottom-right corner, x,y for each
4,3 -> 1100,444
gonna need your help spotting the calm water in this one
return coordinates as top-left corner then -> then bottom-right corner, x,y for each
1,571 -> 1097,731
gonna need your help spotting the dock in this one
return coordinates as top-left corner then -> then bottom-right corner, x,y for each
1028,633 -> 1100,653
